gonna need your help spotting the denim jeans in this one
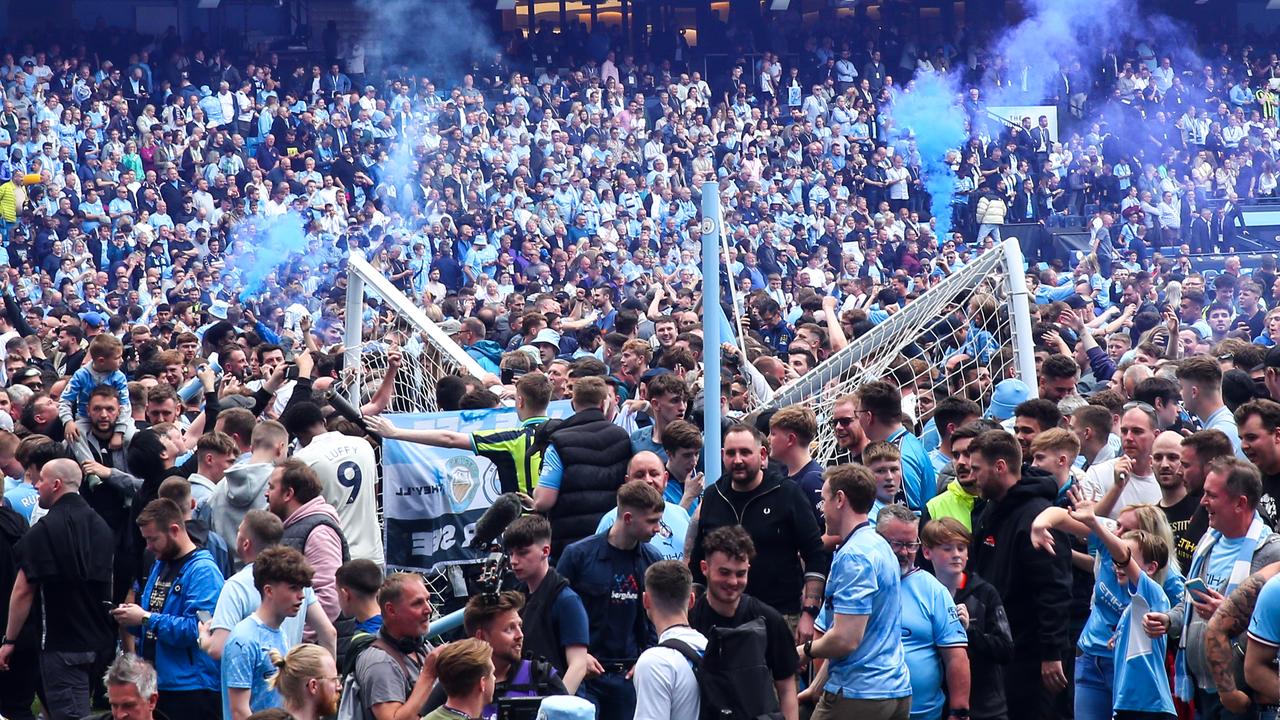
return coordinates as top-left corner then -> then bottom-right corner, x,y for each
578,670 -> 635,720
1075,651 -> 1115,720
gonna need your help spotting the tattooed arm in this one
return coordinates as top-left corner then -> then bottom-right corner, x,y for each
1206,562 -> 1280,713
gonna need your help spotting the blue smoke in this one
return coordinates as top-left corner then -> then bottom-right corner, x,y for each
885,0 -> 1205,239
228,211 -> 310,301
886,73 -> 967,236
985,0 -> 1204,110
355,0 -> 500,207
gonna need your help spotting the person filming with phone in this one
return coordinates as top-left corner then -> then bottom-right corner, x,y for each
1144,458 -> 1280,717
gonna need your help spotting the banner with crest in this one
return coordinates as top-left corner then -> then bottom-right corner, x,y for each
380,401 -> 574,574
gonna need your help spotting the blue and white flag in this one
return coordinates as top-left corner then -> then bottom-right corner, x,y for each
381,401 -> 573,574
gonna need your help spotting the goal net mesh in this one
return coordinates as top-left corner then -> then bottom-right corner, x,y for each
336,257 -> 484,415
335,257 -> 489,615
759,241 -> 1035,466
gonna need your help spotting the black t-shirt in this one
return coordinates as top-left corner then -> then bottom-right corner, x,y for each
145,550 -> 194,616
689,593 -> 799,681
1162,493 -> 1201,574
1175,502 -> 1211,577
141,549 -> 197,661
14,493 -> 115,652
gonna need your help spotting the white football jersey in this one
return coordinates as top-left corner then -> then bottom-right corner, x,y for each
294,431 -> 384,563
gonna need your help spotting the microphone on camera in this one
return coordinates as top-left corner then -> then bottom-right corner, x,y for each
469,492 -> 526,549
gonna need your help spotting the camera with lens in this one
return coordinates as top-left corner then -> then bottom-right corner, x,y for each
475,550 -> 513,598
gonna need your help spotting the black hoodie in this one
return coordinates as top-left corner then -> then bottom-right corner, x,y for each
689,471 -> 831,614
971,468 -> 1072,663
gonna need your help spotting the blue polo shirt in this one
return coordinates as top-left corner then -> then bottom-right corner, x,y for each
888,428 -> 936,513
900,569 -> 968,720
816,524 -> 911,700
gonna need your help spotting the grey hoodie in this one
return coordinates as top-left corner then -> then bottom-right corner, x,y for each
203,462 -> 272,571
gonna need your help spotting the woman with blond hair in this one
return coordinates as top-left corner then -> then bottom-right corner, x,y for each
268,645 -> 341,720
1031,500 -> 1183,720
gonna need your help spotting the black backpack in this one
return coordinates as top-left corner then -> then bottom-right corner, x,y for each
659,616 -> 784,720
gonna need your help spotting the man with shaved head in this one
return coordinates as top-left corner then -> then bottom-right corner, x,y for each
595,451 -> 690,561
0,456 -> 116,720
1153,430 -> 1197,544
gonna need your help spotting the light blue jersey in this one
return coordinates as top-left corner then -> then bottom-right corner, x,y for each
816,524 -> 911,700
210,564 -> 319,648
1248,574 -> 1280,649
1079,530 -> 1185,658
888,428 -> 936,513
900,569 -> 968,720
1113,571 -> 1176,716
220,615 -> 287,720
4,484 -> 37,523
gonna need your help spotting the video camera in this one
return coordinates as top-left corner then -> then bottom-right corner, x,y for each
475,550 -> 513,597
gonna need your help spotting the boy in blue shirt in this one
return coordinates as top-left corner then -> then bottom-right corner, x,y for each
58,332 -> 130,450
222,545 -> 316,720
1073,502 -> 1177,720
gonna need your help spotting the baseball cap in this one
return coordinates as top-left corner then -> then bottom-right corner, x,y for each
438,318 -> 463,334
78,311 -> 107,329
986,379 -> 1032,421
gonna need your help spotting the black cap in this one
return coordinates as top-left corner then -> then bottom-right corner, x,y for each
1258,346 -> 1280,373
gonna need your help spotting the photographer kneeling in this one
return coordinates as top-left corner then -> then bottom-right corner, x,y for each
423,592 -> 565,719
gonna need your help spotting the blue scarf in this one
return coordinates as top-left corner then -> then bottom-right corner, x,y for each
1174,513 -> 1267,700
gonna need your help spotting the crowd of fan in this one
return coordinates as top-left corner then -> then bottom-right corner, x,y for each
4,7 -> 1280,720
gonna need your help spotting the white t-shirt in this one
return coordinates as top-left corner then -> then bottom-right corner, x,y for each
293,431 -> 384,563
886,166 -> 911,200
1081,456 -> 1161,518
212,563 -> 318,648
632,625 -> 707,720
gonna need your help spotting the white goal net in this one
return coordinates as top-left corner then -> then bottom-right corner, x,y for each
338,255 -> 489,414
760,239 -> 1038,465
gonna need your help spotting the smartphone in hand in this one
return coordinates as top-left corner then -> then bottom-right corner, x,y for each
1184,577 -> 1209,599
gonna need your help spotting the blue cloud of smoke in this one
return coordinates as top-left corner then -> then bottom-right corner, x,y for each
229,211 -> 309,301
357,0 -> 500,198
894,0 -> 1203,234
886,73 -> 967,234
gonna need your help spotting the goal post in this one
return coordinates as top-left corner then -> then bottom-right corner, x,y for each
760,238 -> 1039,465
340,254 -> 490,413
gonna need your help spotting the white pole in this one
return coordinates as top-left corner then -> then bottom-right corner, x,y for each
344,273 -> 365,407
701,182 -> 722,487
1002,238 -> 1039,398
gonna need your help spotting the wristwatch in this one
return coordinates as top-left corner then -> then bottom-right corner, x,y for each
802,639 -> 813,660
947,710 -> 970,719
801,605 -> 821,618
0,635 -> 12,646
